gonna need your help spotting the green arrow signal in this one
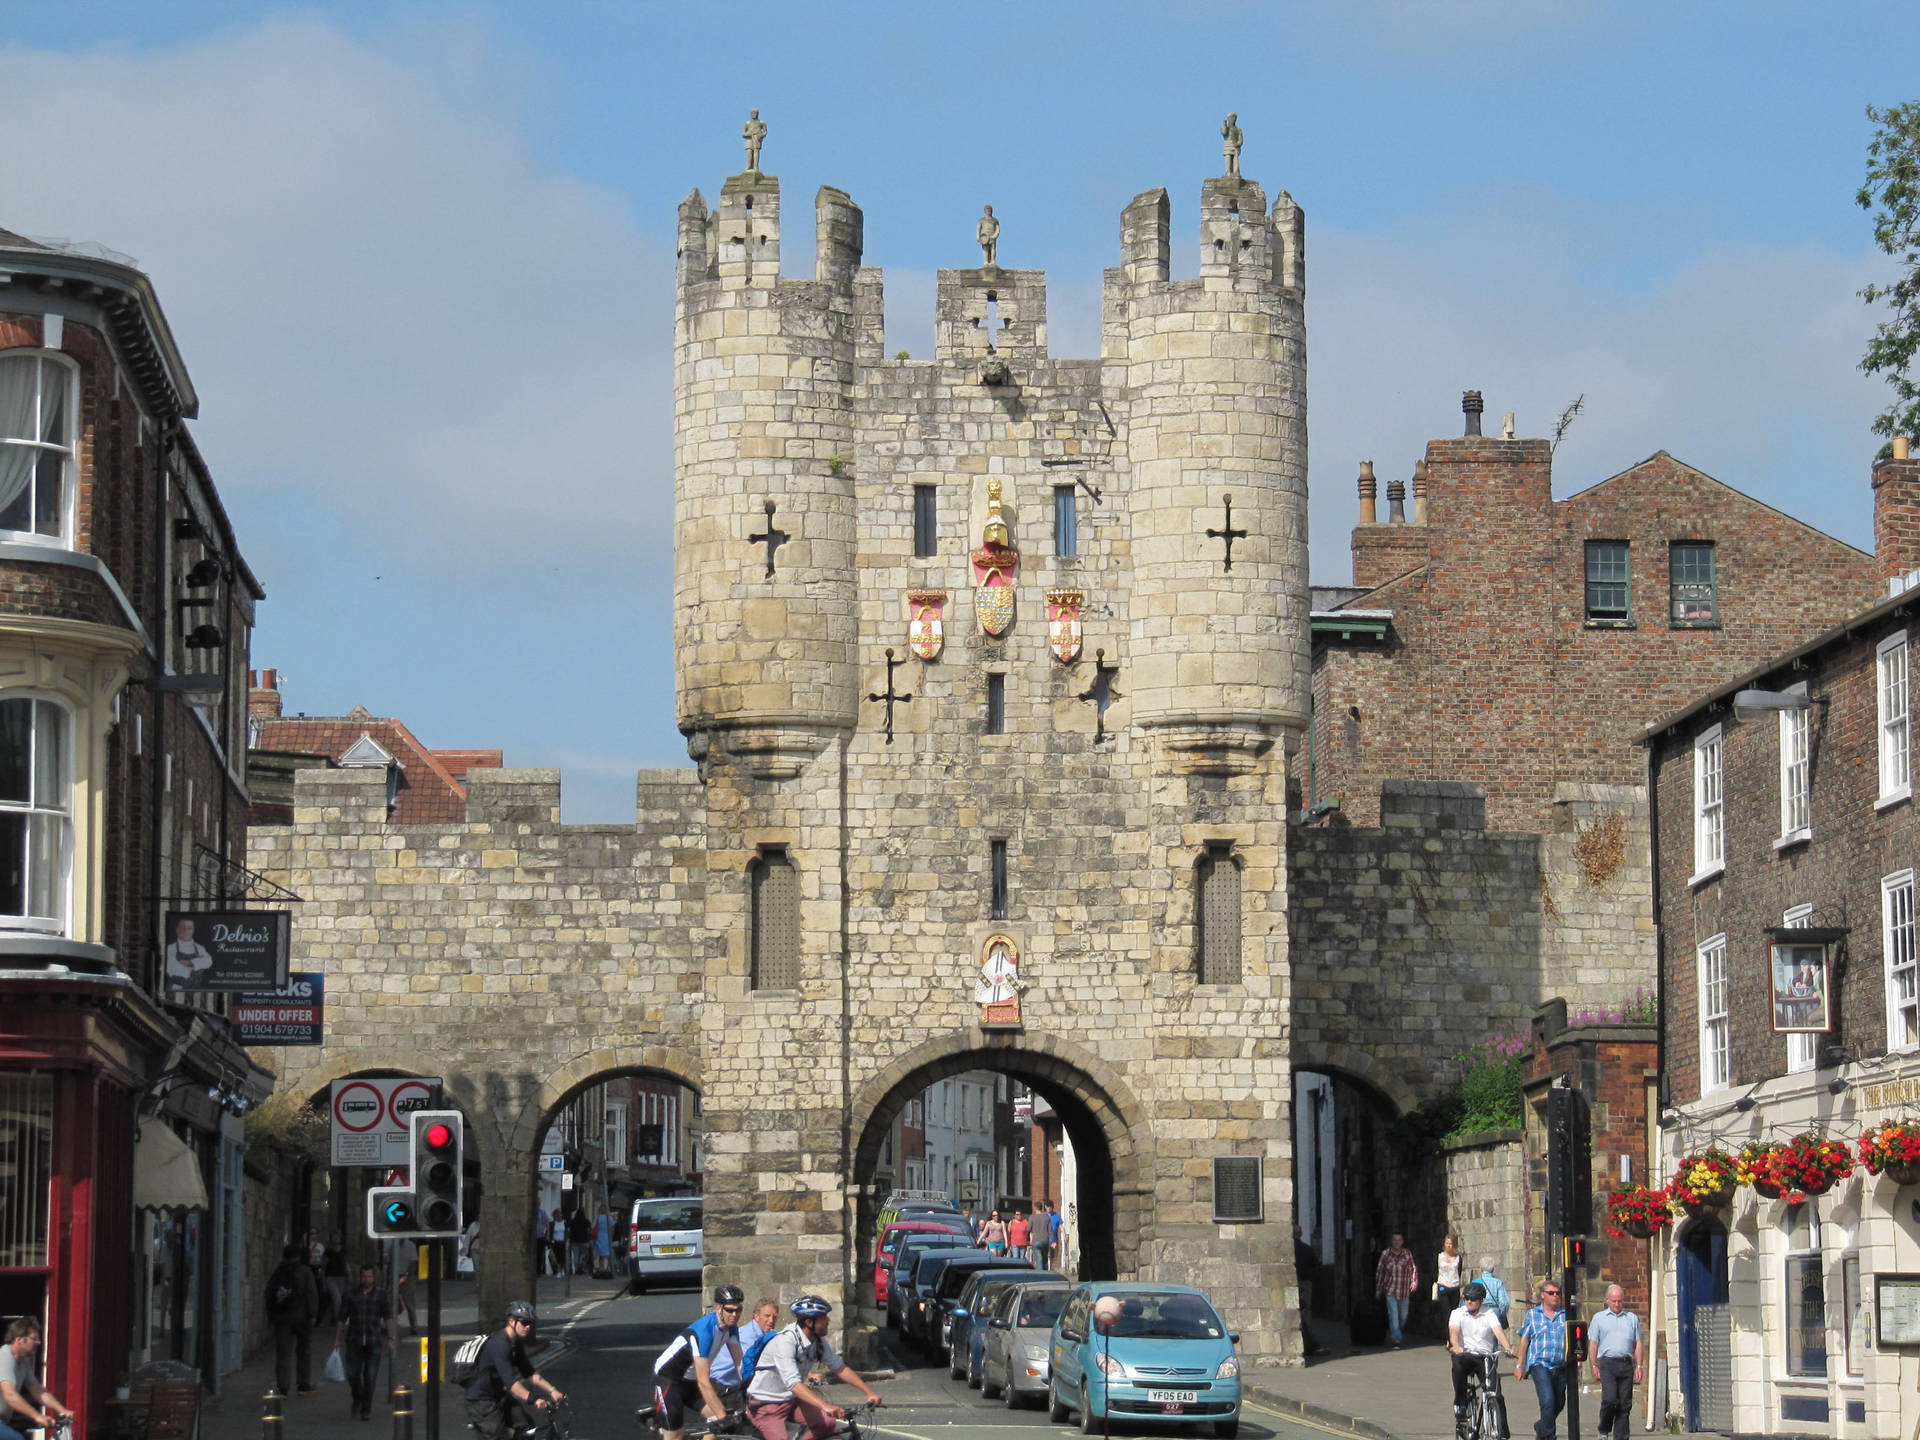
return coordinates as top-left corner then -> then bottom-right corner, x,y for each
383,1200 -> 412,1227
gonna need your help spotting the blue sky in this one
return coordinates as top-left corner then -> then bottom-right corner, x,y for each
0,2 -> 1908,817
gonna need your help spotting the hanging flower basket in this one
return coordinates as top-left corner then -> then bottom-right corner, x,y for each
1860,1121 -> 1920,1185
1763,1133 -> 1854,1203
1671,1148 -> 1738,1213
1605,1184 -> 1673,1240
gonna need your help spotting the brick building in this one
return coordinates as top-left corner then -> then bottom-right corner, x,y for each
1309,396 -> 1879,832
0,227 -> 270,1421
1647,442 -> 1920,1436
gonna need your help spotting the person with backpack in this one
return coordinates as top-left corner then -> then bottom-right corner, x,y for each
745,1296 -> 883,1440
461,1299 -> 564,1440
266,1241 -> 320,1398
653,1285 -> 746,1440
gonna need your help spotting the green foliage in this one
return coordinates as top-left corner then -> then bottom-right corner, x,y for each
1446,1032 -> 1527,1140
244,1085 -> 329,1164
1858,101 -> 1920,439
895,350 -> 911,360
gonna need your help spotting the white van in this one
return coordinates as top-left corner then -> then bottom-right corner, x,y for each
629,1195 -> 703,1293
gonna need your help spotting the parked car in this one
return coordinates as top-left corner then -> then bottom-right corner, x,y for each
924,1256 -> 1036,1361
627,1196 -> 703,1294
875,1220 -> 956,1307
981,1278 -> 1070,1405
888,1240 -> 977,1335
877,1189 -> 955,1231
957,1272 -> 1066,1385
1048,1283 -> 1241,1438
897,1245 -> 983,1348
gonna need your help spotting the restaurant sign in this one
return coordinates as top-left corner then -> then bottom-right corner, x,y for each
164,910 -> 291,991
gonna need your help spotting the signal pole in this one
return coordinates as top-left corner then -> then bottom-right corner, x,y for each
426,1241 -> 442,1440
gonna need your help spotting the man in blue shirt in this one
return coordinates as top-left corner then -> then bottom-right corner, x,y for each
1514,1282 -> 1569,1440
1587,1285 -> 1644,1440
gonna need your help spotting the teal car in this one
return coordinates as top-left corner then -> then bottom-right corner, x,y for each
1047,1283 -> 1241,1438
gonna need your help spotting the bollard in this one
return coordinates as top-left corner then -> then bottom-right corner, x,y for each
392,1382 -> 414,1440
262,1387 -> 285,1440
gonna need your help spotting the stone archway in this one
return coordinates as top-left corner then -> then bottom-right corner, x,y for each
847,1029 -> 1152,1322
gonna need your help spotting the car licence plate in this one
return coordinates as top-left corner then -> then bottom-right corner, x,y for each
1147,1390 -> 1198,1406
656,1245 -> 690,1254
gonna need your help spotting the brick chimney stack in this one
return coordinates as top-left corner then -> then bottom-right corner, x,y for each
248,668 -> 283,721
1873,437 -> 1920,593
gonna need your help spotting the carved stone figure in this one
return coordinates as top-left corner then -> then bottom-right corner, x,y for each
975,934 -> 1024,1027
977,205 -> 1000,268
742,109 -> 768,173
1222,112 -> 1243,177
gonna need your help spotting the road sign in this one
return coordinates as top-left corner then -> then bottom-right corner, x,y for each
331,1077 -> 442,1166
541,1155 -> 565,1172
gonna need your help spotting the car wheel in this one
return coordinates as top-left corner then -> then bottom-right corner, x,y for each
950,1345 -> 966,1380
980,1361 -> 1002,1402
1078,1385 -> 1099,1435
630,1277 -> 646,1296
1002,1373 -> 1022,1409
1048,1381 -> 1070,1424
1214,1423 -> 1239,1439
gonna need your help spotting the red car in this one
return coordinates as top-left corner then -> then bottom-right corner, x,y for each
875,1220 -> 963,1304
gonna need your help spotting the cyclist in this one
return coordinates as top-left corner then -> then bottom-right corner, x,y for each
1448,1282 -> 1514,1438
654,1285 -> 747,1440
744,1296 -> 884,1440
463,1300 -> 566,1440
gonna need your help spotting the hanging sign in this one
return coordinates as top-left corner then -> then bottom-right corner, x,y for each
232,973 -> 324,1046
164,910 -> 291,991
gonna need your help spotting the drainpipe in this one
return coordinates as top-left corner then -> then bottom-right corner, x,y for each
1645,729 -> 1667,1431
148,419 -> 177,992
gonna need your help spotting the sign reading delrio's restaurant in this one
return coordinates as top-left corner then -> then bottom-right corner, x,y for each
163,910 -> 291,991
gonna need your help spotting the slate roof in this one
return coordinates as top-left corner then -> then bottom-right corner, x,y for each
251,712 -> 501,824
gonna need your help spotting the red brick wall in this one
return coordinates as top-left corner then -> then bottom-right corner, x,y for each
1875,456 -> 1920,590
1314,444 -> 1880,831
1654,599 -> 1916,1107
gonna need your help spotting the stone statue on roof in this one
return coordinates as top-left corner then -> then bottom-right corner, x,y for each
977,205 -> 1000,268
742,109 -> 768,173
1222,112 -> 1243,177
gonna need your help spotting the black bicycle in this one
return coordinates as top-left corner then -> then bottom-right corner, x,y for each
1457,1354 -> 1507,1440
507,1396 -> 575,1440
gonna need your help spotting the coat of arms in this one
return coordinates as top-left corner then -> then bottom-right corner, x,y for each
907,589 -> 946,661
973,479 -> 1018,637
975,933 -> 1024,1028
1046,589 -> 1084,664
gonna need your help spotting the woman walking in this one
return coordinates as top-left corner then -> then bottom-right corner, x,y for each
1436,1234 -> 1464,1315
979,1210 -> 1008,1255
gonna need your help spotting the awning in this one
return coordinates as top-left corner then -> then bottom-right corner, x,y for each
133,1123 -> 208,1211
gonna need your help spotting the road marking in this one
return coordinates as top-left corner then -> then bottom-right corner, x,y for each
1244,1399 -> 1379,1438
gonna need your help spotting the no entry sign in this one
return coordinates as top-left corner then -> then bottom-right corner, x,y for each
330,1077 -> 443,1166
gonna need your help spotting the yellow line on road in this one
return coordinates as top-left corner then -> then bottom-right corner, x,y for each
1244,1399 -> 1382,1439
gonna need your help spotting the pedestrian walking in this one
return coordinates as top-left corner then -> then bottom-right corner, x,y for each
334,1262 -> 392,1422
594,1210 -> 613,1278
1588,1285 -> 1645,1440
1515,1281 -> 1571,1440
321,1232 -> 348,1327
536,1207 -> 552,1276
396,1236 -> 419,1334
568,1209 -> 594,1276
267,1241 -> 320,1397
1475,1256 -> 1510,1329
1374,1232 -> 1418,1348
979,1210 -> 1008,1255
1027,1202 -> 1052,1267
1007,1210 -> 1030,1260
1435,1234 -> 1464,1317
548,1214 -> 567,1276
1046,1201 -> 1064,1267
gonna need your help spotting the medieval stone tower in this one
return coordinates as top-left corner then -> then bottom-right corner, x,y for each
674,136 -> 1311,1358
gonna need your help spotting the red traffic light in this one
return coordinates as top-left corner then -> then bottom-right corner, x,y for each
425,1122 -> 454,1149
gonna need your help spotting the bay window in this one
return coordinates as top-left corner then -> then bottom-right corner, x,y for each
0,353 -> 74,544
0,696 -> 70,931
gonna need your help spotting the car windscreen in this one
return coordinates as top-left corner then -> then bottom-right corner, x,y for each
1016,1289 -> 1068,1328
939,1263 -> 1029,1299
631,1201 -> 702,1231
915,1249 -> 974,1285
1099,1291 -> 1227,1340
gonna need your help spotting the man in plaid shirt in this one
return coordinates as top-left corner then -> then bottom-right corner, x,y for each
334,1262 -> 392,1422
1373,1233 -> 1419,1348
1514,1281 -> 1570,1439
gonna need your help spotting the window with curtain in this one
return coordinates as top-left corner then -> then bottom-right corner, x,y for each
1886,870 -> 1918,1051
750,848 -> 799,990
0,354 -> 74,543
1196,843 -> 1243,985
0,697 -> 69,931
1881,631 -> 1911,804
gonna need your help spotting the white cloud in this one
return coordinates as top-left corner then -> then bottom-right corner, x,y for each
0,18 -> 673,573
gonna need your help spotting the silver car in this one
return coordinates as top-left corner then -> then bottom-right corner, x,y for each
980,1278 -> 1070,1407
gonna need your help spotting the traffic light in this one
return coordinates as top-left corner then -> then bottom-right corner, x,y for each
366,1110 -> 464,1240
415,1111 -> 463,1234
1570,1320 -> 1589,1363
1564,1236 -> 1586,1270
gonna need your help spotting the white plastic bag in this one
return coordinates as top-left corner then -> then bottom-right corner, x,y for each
324,1347 -> 347,1384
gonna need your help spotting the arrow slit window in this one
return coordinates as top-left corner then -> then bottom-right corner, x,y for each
750,848 -> 799,991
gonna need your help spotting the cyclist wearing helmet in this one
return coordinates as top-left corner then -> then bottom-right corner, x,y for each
653,1285 -> 748,1440
1448,1283 -> 1514,1433
744,1296 -> 883,1440
463,1301 -> 565,1440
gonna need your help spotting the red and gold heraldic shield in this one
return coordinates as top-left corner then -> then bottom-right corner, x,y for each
1046,589 -> 1084,664
907,589 -> 946,661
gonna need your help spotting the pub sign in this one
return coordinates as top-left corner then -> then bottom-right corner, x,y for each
164,909 -> 291,991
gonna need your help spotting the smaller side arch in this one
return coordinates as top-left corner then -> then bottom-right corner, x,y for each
1290,1040 -> 1419,1116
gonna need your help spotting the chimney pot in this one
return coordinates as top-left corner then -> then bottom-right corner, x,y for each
1386,477 -> 1407,524
1898,435 -> 1912,461
1462,390 -> 1485,437
1357,461 -> 1377,524
1411,463 -> 1429,525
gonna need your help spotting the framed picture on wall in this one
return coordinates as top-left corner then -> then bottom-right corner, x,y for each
1771,941 -> 1831,1033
